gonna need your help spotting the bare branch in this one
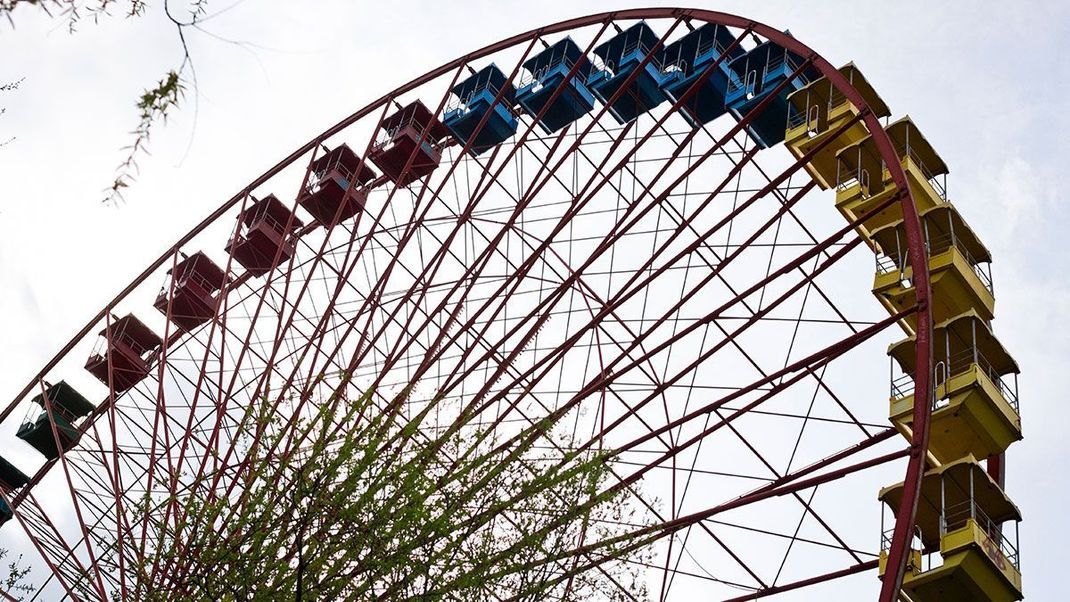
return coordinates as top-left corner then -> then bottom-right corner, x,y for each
103,70 -> 184,206
2,1 -> 207,206
0,77 -> 24,148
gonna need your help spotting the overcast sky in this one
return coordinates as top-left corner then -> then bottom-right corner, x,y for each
0,0 -> 1067,598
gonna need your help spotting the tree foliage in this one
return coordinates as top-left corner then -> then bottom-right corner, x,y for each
0,548 -> 33,600
127,378 -> 650,600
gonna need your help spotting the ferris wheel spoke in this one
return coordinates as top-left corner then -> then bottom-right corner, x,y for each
387,88 -> 693,389
666,425 -> 903,575
601,319 -> 909,525
427,134 -> 760,432
184,197 -> 496,541
445,100 -> 840,418
521,126 -> 777,440
161,196 -> 265,526
250,115 -> 547,444
389,166 -> 689,449
485,205 -> 851,519
10,492 -> 93,599
149,227 -> 321,554
171,108 -> 409,532
584,245 -> 883,469
722,558 -> 882,601
527,441 -> 905,600
434,303 -> 887,565
709,406 -> 865,568
80,420 -> 137,592
220,275 -> 663,577
690,130 -> 877,440
458,177 -> 847,466
368,21 -> 744,410
603,180 -> 900,450
344,74 -> 646,399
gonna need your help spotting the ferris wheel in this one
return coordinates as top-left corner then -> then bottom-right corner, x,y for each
0,8 -> 1024,601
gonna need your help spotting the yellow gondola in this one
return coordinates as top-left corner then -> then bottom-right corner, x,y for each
785,64 -> 891,189
833,117 -> 949,242
870,203 -> 995,335
879,457 -> 1022,602
887,311 -> 1021,464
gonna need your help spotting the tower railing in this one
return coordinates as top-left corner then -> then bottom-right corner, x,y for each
926,232 -> 994,293
944,348 -> 1019,413
835,144 -> 949,202
890,350 -> 1020,414
875,252 -> 900,276
518,55 -> 585,90
941,500 -> 1020,570
444,81 -> 512,117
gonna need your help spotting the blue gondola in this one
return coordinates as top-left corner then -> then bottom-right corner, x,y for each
659,24 -> 745,127
443,64 -> 518,155
587,22 -> 669,124
725,38 -> 819,148
516,38 -> 598,134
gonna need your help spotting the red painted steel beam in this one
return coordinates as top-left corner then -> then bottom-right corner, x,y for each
720,559 -> 880,601
476,448 -> 909,601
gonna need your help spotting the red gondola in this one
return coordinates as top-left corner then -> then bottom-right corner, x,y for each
153,252 -> 227,332
84,314 -> 162,393
369,101 -> 450,187
297,144 -> 377,224
225,195 -> 304,277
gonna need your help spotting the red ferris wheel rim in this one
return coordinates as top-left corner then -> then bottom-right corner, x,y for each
2,8 -> 933,600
